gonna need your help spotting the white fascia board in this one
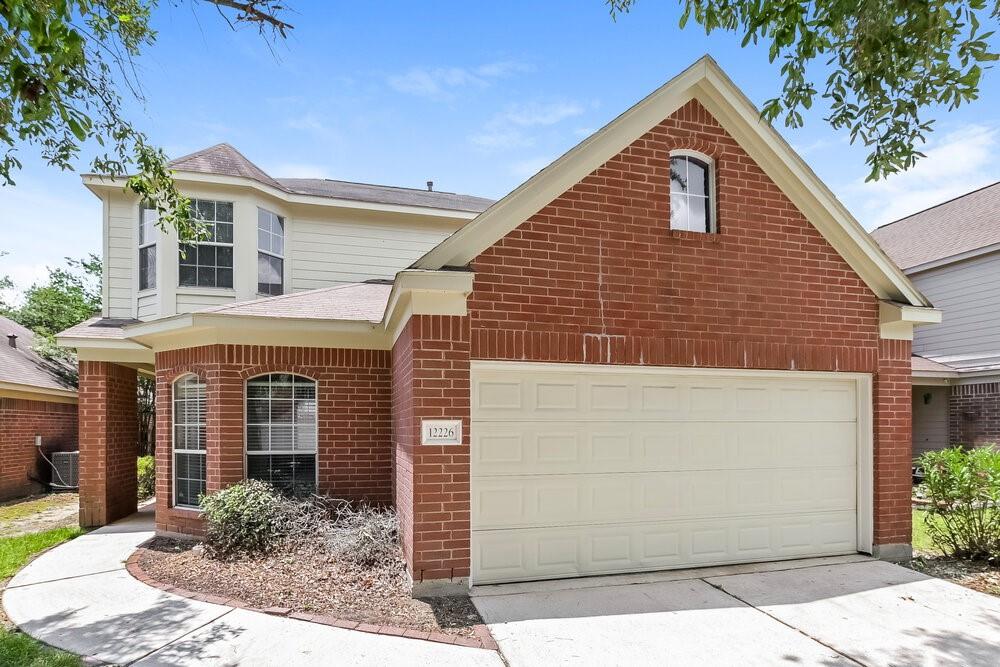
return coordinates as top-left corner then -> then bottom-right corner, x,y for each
878,301 -> 942,340
382,269 -> 475,343
55,335 -> 150,351
81,173 -> 478,222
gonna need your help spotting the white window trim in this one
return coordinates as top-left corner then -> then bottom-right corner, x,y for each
256,207 -> 285,297
243,373 -> 319,492
669,149 -> 716,233
138,203 -> 157,293
172,374 -> 207,510
179,199 -> 235,290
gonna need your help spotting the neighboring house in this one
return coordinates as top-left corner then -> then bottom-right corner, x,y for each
0,316 -> 78,500
872,183 -> 1000,457
58,57 -> 940,593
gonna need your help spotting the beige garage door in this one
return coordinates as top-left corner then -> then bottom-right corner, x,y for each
471,362 -> 863,585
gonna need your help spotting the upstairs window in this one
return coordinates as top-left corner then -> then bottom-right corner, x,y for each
179,199 -> 234,289
669,152 -> 715,233
246,374 -> 317,496
257,208 -> 284,296
139,203 -> 157,291
173,374 -> 206,508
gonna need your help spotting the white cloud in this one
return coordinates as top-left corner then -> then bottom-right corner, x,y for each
268,162 -> 333,179
286,113 -> 339,140
470,101 -> 585,153
387,61 -> 532,99
844,124 -> 1000,229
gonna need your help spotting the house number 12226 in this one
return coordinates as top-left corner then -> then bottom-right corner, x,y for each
421,420 -> 462,445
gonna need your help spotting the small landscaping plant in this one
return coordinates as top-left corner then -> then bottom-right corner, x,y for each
918,445 -> 1000,561
137,455 -> 156,499
200,480 -> 286,558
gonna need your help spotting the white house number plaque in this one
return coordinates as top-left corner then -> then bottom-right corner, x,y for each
421,420 -> 462,446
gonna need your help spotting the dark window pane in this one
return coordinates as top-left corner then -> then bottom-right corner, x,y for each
196,199 -> 215,221
217,246 -> 233,267
247,425 -> 269,451
216,268 -> 233,288
199,245 -> 217,266
139,245 -> 156,290
179,246 -> 197,266
179,265 -> 197,286
216,223 -> 233,244
197,266 -> 216,287
271,400 -> 294,423
247,399 -> 269,423
216,201 -> 233,222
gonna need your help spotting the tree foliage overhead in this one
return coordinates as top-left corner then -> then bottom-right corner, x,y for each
608,0 -> 998,180
0,0 -> 291,240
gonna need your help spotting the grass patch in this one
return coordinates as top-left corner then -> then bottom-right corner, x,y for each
0,628 -> 80,666
913,508 -> 940,553
0,526 -> 84,579
0,495 -> 74,525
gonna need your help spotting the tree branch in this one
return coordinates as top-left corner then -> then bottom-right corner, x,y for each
204,0 -> 294,36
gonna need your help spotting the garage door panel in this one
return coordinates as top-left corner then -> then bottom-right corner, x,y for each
473,371 -> 857,423
473,421 -> 857,476
472,510 -> 859,585
472,467 -> 856,530
471,363 -> 863,584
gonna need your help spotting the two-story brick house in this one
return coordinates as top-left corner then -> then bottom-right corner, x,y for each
59,57 -> 940,593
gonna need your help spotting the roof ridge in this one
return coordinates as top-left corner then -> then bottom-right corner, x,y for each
276,176 -> 490,199
167,143 -> 233,166
874,180 -> 1000,231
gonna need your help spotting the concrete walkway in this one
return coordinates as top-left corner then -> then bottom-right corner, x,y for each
2,507 -> 502,666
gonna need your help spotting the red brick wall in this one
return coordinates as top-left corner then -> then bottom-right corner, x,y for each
457,98 -> 914,568
154,345 -> 392,535
949,382 -> 1000,446
79,361 -> 138,526
0,397 -> 77,501
393,316 -> 472,584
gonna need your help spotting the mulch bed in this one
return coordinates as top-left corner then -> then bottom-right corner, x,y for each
907,552 -> 1000,597
133,538 -> 492,647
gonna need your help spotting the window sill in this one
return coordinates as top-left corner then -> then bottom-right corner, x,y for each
667,229 -> 722,243
169,505 -> 201,515
176,286 -> 236,296
137,288 -> 157,296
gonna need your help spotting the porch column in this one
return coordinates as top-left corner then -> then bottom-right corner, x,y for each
393,315 -> 471,595
79,361 -> 138,527
873,338 -> 913,560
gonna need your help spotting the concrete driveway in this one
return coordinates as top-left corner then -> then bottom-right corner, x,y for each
472,556 -> 1000,666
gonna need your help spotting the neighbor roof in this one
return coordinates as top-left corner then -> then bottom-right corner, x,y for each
199,282 -> 392,323
412,56 -> 932,310
168,143 -> 494,213
0,316 -> 77,395
911,355 -> 958,375
870,182 -> 1000,271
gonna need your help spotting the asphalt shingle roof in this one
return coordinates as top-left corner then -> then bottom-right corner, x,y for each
199,282 -> 392,323
0,316 -> 77,393
168,144 -> 494,213
870,182 -> 1000,270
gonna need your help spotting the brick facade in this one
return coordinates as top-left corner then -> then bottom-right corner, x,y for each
949,382 -> 1000,446
392,316 -> 471,585
79,361 -> 138,526
458,99 -> 914,570
154,345 -> 391,535
0,397 -> 77,501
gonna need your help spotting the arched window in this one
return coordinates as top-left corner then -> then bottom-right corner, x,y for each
173,375 -> 206,508
246,374 -> 317,495
669,152 -> 715,233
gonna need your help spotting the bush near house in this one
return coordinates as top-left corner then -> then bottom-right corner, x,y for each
137,456 -> 155,500
917,446 -> 1000,561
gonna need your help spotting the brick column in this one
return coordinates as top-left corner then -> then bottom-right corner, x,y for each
873,338 -> 913,560
393,315 -> 471,595
79,361 -> 138,527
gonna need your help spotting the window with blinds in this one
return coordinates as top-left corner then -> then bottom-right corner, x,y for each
245,374 -> 317,496
173,375 -> 206,508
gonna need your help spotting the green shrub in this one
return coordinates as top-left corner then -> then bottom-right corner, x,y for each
200,480 -> 285,557
137,455 -> 156,499
918,445 -> 1000,560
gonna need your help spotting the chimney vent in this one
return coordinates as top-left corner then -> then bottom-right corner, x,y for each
7,334 -> 16,349
426,180 -> 434,192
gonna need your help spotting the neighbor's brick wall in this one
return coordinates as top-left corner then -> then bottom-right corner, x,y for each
154,345 -> 392,536
392,315 -> 472,583
0,397 -> 77,501
459,98 -> 915,568
79,361 -> 138,527
949,382 -> 1000,446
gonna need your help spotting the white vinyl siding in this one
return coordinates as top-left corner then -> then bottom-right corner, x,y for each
106,197 -> 137,318
470,363 -> 863,585
911,251 -> 1000,368
290,216 -> 453,290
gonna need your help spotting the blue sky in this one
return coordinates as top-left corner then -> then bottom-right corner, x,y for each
2,1 -> 999,296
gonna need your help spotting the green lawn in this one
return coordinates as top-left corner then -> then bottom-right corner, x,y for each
912,508 -> 941,553
0,526 -> 84,666
0,526 -> 83,579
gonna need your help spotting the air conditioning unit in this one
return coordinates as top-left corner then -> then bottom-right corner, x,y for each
51,451 -> 79,490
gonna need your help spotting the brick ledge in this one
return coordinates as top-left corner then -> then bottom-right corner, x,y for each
124,545 -> 498,652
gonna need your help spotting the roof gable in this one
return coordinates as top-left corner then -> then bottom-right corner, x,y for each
0,316 -> 77,393
412,56 -> 930,308
168,143 -> 284,190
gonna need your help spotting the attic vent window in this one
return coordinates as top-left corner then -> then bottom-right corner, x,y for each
669,151 -> 716,233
